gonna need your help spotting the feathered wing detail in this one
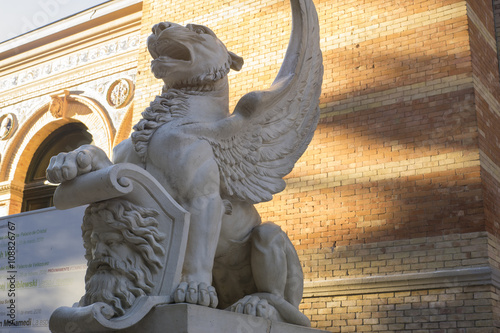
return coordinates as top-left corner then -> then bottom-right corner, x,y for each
210,0 -> 323,203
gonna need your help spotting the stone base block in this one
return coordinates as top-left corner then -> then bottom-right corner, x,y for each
121,304 -> 327,333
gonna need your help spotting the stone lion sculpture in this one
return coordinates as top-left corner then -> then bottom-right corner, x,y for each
47,0 -> 322,327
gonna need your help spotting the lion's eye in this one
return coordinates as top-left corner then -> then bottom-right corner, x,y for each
153,22 -> 171,34
195,28 -> 206,34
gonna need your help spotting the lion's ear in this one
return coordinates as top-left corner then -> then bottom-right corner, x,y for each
229,51 -> 244,71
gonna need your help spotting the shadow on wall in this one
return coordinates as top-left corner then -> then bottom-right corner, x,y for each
258,86 -> 484,248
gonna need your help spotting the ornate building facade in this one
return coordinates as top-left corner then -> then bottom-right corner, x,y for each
1,0 -> 500,331
0,0 -> 141,214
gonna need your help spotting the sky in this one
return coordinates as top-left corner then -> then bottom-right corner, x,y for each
0,0 -> 110,42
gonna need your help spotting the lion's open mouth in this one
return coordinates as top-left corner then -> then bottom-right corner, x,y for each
151,39 -> 192,62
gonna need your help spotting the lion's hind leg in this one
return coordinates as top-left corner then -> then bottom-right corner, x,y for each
250,222 -> 288,297
229,222 -> 310,326
250,222 -> 304,306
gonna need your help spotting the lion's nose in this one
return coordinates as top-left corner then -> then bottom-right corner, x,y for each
152,22 -> 172,35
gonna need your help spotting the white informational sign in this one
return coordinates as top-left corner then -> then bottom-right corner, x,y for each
0,206 -> 87,331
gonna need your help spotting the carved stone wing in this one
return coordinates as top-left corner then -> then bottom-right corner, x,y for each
208,0 -> 323,203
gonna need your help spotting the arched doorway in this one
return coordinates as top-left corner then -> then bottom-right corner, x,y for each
21,122 -> 93,212
0,93 -> 117,215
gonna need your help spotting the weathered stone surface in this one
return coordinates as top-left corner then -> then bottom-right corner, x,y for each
123,304 -> 329,333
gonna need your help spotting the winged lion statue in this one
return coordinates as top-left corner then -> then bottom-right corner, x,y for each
47,0 -> 323,327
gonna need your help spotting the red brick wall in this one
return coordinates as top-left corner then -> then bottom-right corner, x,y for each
466,0 -> 500,238
302,285 -> 498,332
495,0 -> 500,63
135,0 -> 500,330
261,88 -> 483,250
253,0 -> 484,258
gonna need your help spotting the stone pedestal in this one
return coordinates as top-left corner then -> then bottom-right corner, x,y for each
120,304 -> 328,333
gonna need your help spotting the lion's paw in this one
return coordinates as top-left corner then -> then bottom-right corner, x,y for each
46,145 -> 112,183
229,295 -> 279,320
173,281 -> 218,308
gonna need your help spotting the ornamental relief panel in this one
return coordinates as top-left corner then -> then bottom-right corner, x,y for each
0,71 -> 136,144
0,114 -> 17,141
106,79 -> 134,109
81,72 -> 136,129
0,35 -> 139,94
49,94 -> 67,119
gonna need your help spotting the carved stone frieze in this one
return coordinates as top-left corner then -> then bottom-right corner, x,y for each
0,71 -> 136,141
0,35 -> 140,93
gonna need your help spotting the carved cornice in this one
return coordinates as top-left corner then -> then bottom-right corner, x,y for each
0,0 -> 142,61
0,180 -> 24,196
303,266 -> 496,298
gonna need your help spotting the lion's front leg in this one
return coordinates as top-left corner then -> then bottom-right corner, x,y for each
172,191 -> 225,308
154,139 -> 226,309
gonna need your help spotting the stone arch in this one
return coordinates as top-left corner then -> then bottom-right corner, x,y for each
0,93 -> 115,185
